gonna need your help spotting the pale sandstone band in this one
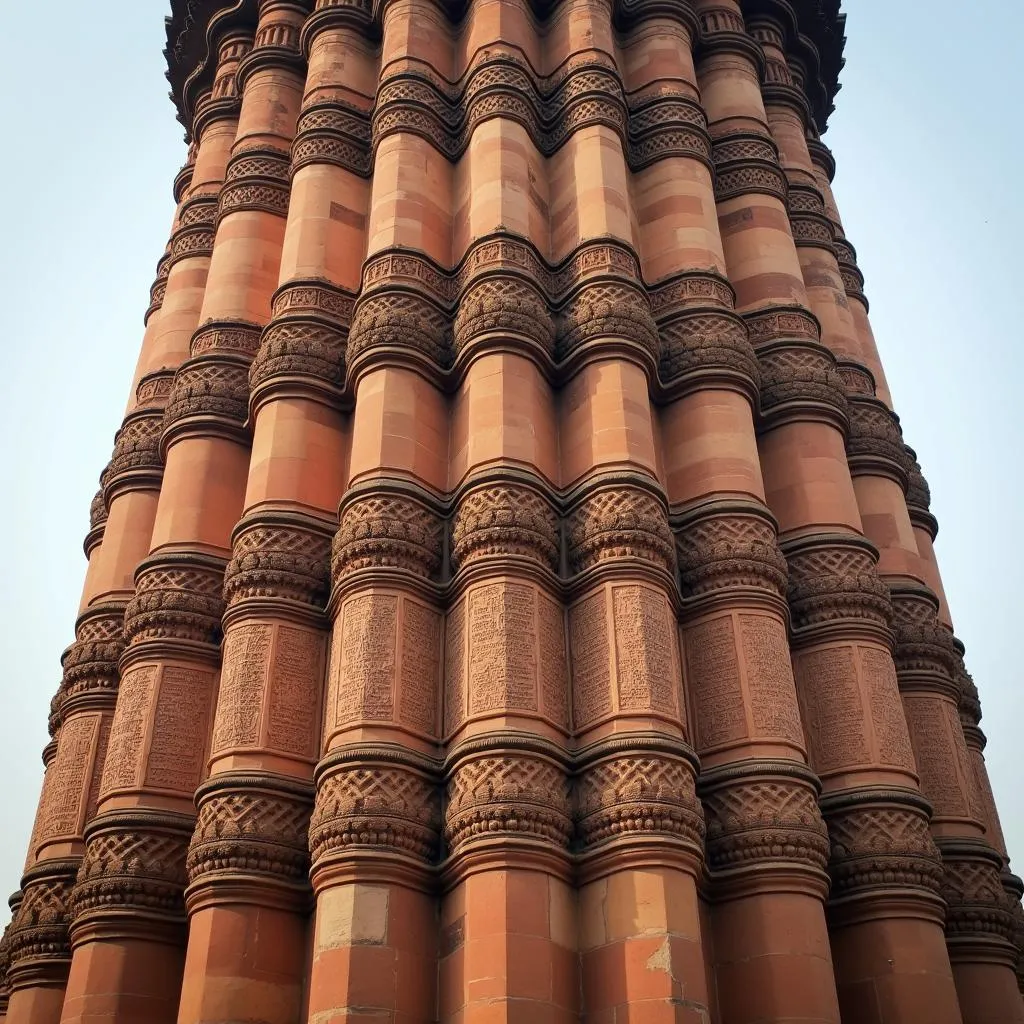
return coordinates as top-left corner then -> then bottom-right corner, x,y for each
0,1 -> 1021,1024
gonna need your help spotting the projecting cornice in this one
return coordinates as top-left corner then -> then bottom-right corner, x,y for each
165,0 -> 845,139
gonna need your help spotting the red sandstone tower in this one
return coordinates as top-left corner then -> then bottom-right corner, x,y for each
1,2 -> 1022,1023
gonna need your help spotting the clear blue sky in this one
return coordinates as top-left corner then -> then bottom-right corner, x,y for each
0,2 -> 1020,915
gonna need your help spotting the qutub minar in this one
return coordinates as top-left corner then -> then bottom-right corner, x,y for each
1,1 -> 1021,1022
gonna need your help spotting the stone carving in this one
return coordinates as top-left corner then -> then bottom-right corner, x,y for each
712,133 -> 788,202
846,396 -> 910,484
557,281 -> 659,363
249,318 -> 347,396
72,813 -> 192,923
566,487 -> 675,575
190,321 -> 263,358
186,776 -> 313,887
575,742 -> 704,851
292,100 -> 372,177
675,506 -> 788,600
124,555 -> 226,650
219,147 -> 292,219
310,753 -> 440,864
658,308 -> 760,392
369,55 -> 711,172
744,306 -> 821,346
453,276 -> 554,359
58,604 -> 125,715
445,748 -> 571,851
135,371 -> 176,409
224,514 -> 333,609
106,411 -> 165,496
787,185 -> 836,250
939,840 -> 1018,945
757,341 -> 849,426
168,195 -> 218,266
333,493 -> 444,581
5,863 -> 77,974
889,587 -> 957,691
451,484 -> 559,572
823,791 -> 945,898
699,764 -> 829,874
784,536 -> 892,634
162,354 -> 252,441
347,290 -> 452,369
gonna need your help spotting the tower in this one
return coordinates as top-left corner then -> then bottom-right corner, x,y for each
1,1 -> 1023,1023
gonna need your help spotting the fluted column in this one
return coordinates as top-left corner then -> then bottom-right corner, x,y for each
800,119 -> 1024,1022
57,9 -> 307,1023
694,4 -> 962,1021
174,2 -> 371,1020
437,1 -> 577,1020
625,10 -> 841,1022
303,1 -> 447,1019
3,120 -> 215,1024
538,3 -> 713,1020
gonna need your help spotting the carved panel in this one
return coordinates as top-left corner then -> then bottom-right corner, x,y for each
861,646 -> 916,772
903,696 -> 973,822
538,591 -> 569,728
213,624 -> 272,752
612,585 -> 680,717
468,582 -> 538,716
398,599 -> 441,737
268,626 -> 326,758
37,714 -> 101,845
793,645 -> 869,775
330,593 -> 398,728
739,614 -> 804,747
145,667 -> 214,794
685,615 -> 746,751
444,597 -> 467,737
101,666 -> 157,795
568,590 -> 612,730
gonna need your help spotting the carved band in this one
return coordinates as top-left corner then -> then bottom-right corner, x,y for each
446,736 -> 572,853
57,604 -> 126,719
657,305 -> 760,399
757,339 -> 849,430
332,489 -> 445,585
566,484 -> 676,577
698,760 -> 829,881
224,509 -> 334,614
713,132 -> 788,203
71,811 -> 193,935
186,774 -> 314,901
219,147 -> 293,220
575,733 -> 704,857
162,352 -> 253,449
123,552 -> 227,658
368,57 -> 712,173
310,745 -> 442,869
889,586 -> 958,699
821,788 -> 944,907
451,482 -> 560,574
674,500 -> 788,605
105,410 -> 165,501
787,183 -> 835,250
939,838 -> 1019,954
5,861 -> 78,983
292,100 -> 373,177
782,533 -> 891,639
845,396 -> 910,488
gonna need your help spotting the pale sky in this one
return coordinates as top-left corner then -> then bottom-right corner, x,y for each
0,2 -> 1019,917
